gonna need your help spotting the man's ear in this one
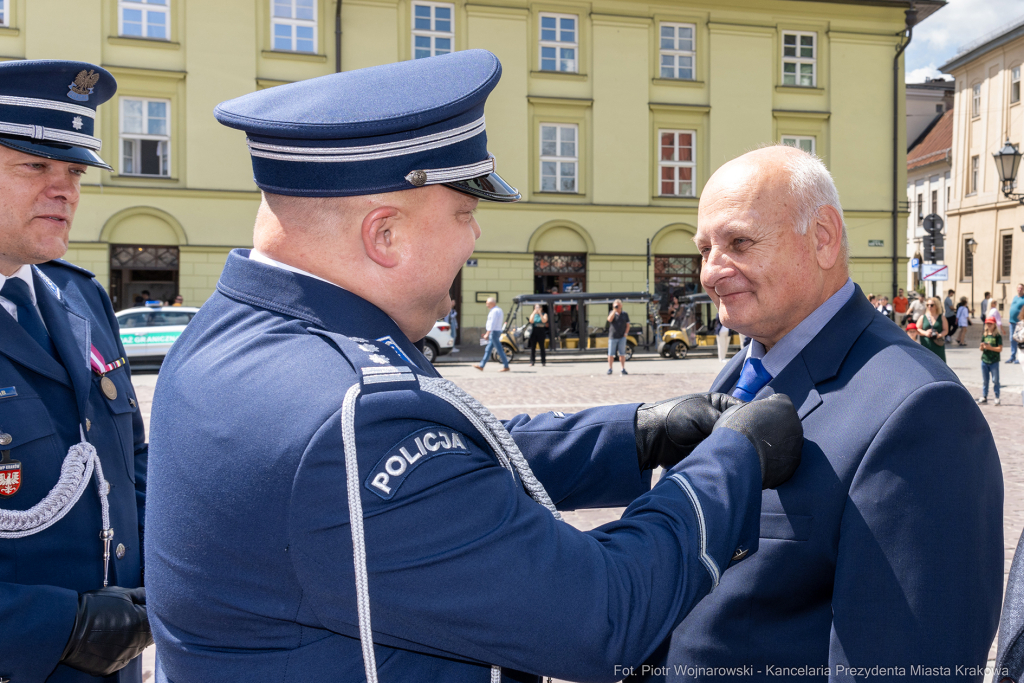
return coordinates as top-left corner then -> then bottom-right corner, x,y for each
813,205 -> 844,270
362,206 -> 401,268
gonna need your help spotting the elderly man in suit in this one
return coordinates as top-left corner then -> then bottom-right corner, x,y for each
634,145 -> 1003,681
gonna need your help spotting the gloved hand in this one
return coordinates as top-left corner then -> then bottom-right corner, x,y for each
713,393 -> 803,489
60,586 -> 153,676
635,393 -> 744,471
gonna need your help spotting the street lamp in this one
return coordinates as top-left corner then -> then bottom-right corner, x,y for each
994,140 -> 1024,202
967,237 -> 978,316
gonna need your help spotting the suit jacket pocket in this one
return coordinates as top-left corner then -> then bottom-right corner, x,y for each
760,512 -> 812,541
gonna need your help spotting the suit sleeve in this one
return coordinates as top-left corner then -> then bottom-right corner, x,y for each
289,411 -> 761,683
504,403 -> 651,510
828,381 -> 1003,678
0,582 -> 78,681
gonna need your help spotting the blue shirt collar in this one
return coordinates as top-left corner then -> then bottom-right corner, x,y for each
746,278 -> 855,378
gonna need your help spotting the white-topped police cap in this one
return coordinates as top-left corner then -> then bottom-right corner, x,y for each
214,50 -> 520,202
0,60 -> 116,170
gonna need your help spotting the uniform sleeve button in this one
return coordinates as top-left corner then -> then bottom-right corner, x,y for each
115,543 -> 126,560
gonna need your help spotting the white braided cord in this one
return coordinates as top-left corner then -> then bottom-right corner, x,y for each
0,441 -> 109,539
341,383 -> 379,683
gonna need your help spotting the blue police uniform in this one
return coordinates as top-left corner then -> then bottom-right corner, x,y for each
0,61 -> 148,683
145,50 -> 766,682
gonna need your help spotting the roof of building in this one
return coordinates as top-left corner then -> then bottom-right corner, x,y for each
907,78 -> 955,92
791,0 -> 944,22
907,108 -> 953,171
941,12 -> 1024,72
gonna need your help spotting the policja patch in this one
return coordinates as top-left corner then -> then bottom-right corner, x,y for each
366,426 -> 469,500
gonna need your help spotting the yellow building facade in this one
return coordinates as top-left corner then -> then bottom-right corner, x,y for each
941,20 -> 1024,318
0,0 -> 928,332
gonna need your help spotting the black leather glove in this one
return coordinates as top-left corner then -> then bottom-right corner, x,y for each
635,393 -> 744,471
713,393 -> 803,489
60,586 -> 153,676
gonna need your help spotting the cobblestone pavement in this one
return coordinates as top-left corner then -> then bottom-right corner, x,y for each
130,333 -> 1021,679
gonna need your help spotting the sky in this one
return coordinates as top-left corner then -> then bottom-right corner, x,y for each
905,0 -> 1024,83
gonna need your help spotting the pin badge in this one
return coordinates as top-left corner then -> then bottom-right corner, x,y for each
406,169 -> 427,186
115,543 -> 126,560
100,376 -> 117,400
0,433 -> 10,446
0,450 -> 21,497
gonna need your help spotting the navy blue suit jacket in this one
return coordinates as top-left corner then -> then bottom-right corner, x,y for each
145,250 -> 764,683
637,286 -> 1003,682
0,261 -> 147,683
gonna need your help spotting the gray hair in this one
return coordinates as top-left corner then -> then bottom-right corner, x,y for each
775,145 -> 848,260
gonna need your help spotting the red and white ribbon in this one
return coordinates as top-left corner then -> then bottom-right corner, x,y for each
89,345 -> 125,376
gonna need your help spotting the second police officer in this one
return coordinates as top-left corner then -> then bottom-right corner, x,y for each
145,50 -> 804,682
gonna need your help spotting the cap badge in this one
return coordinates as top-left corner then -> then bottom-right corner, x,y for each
67,69 -> 100,102
407,170 -> 427,186
72,116 -> 83,130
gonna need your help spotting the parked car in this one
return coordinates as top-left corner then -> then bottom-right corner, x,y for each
422,320 -> 455,363
115,305 -> 200,367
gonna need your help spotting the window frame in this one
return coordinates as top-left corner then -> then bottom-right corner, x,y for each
539,122 -> 579,193
657,129 -> 697,198
963,236 -> 974,281
658,22 -> 695,81
916,192 -> 924,224
970,155 -> 979,194
0,0 -> 8,27
781,31 -> 816,87
411,1 -> 454,60
1001,232 -> 1013,281
781,135 -> 815,155
119,96 -> 172,178
118,0 -> 171,41
1012,66 -> 1021,105
972,83 -> 981,118
271,0 -> 318,54
538,12 -> 578,74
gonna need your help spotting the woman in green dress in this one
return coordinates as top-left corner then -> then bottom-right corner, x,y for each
919,296 -> 949,362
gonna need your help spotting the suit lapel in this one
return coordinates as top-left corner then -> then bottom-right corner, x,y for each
710,350 -> 745,393
0,288 -> 71,386
34,267 -> 92,416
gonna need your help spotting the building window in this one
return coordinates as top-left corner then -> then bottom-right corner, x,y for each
1013,66 -> 1021,105
970,155 -> 979,193
119,0 -> 169,40
659,23 -> 694,80
963,238 -> 974,279
655,255 -> 702,323
412,2 -> 453,59
120,97 -> 170,177
539,13 -> 577,73
0,0 -> 7,27
1003,233 -> 1013,280
781,135 -> 815,154
782,31 -> 816,87
916,192 -> 924,224
272,0 -> 316,53
936,103 -> 945,113
972,83 -> 981,118
931,189 -> 938,215
539,123 -> 577,193
658,130 -> 695,197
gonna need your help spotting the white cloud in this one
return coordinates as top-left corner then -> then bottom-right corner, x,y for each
906,64 -> 944,83
906,0 -> 1024,78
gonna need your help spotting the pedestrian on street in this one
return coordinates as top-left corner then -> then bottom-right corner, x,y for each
1008,283 -> 1024,364
528,303 -> 548,366
714,314 -> 730,363
444,301 -> 459,353
907,292 -> 926,326
978,317 -> 1003,405
906,321 -> 920,342
606,298 -> 630,375
956,297 -> 970,346
987,300 -> 1003,329
981,292 -> 992,322
474,296 -> 509,372
171,294 -> 184,306
0,61 -> 152,682
143,50 -> 804,682
875,296 -> 893,319
893,288 -> 908,324
919,297 -> 949,362
944,289 -> 958,342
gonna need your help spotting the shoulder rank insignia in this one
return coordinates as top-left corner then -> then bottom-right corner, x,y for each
376,335 -> 413,364
67,69 -> 99,102
32,266 -> 61,301
366,426 -> 469,500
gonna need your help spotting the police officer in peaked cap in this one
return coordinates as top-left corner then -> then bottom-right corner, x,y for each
0,61 -> 152,682
146,50 -> 803,682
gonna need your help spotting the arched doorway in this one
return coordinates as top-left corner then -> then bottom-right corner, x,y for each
101,207 -> 186,310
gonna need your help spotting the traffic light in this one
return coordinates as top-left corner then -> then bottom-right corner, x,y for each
922,231 -> 944,262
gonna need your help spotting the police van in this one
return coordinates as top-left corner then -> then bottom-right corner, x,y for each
115,304 -> 200,367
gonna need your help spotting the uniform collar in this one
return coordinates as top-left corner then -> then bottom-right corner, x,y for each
249,249 -> 338,288
217,249 -> 431,372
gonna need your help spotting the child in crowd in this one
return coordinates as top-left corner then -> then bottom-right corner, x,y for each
906,321 -> 920,342
978,316 -> 1003,406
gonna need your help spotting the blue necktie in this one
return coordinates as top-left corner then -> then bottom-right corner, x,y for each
731,356 -> 772,402
2,277 -> 58,360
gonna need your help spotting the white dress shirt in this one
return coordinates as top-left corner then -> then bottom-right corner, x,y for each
0,264 -> 43,325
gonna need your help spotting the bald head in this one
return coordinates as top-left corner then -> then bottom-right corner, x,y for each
695,145 -> 848,348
